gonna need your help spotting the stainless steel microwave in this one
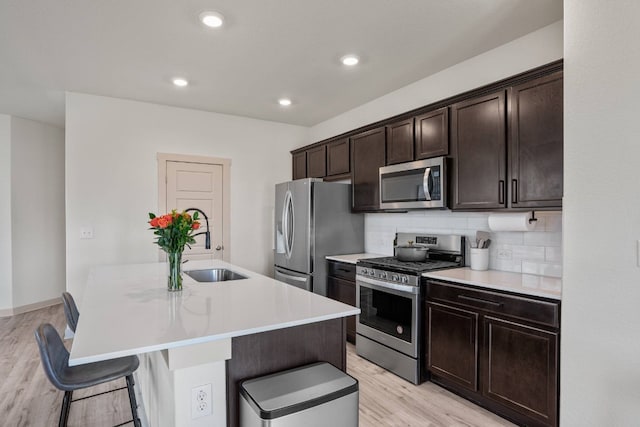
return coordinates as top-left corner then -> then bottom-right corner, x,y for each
379,157 -> 446,209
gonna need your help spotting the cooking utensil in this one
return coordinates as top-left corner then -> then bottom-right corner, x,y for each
394,240 -> 429,262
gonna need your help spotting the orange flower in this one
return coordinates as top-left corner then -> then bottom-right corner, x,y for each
192,221 -> 200,230
157,217 -> 170,228
149,217 -> 160,227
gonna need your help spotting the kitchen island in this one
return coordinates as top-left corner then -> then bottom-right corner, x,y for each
69,260 -> 359,427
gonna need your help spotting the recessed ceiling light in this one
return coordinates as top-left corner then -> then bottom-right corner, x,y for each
341,55 -> 359,66
278,98 -> 292,107
172,78 -> 189,87
199,11 -> 225,28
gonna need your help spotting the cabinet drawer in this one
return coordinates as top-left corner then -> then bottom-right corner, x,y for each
427,280 -> 559,328
327,261 -> 356,281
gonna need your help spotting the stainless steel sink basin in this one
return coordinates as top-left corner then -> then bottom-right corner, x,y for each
185,268 -> 248,283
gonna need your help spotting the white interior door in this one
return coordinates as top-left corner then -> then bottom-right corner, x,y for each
166,161 -> 224,261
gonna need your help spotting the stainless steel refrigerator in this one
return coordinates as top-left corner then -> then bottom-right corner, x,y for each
274,179 -> 364,296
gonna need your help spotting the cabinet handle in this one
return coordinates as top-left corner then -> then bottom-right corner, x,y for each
338,268 -> 351,273
498,180 -> 505,204
458,295 -> 503,307
512,179 -> 518,204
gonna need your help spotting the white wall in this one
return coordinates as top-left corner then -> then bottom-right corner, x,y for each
0,115 -> 12,311
366,211 -> 562,276
65,93 -> 308,304
10,117 -> 66,307
562,2 -> 640,425
309,20 -> 563,142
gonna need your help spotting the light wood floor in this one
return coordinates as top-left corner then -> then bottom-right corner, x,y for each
1,304 -> 514,426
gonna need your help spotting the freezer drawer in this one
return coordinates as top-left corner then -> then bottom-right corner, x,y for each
274,266 -> 312,292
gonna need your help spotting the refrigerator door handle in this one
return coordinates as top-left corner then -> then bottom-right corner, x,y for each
283,190 -> 294,259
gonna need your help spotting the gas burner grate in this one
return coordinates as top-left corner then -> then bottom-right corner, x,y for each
360,256 -> 460,274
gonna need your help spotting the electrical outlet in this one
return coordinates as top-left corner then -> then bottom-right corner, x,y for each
497,249 -> 512,260
191,383 -> 212,419
80,226 -> 94,239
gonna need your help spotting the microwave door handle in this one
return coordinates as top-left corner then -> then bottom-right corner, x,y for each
423,167 -> 432,201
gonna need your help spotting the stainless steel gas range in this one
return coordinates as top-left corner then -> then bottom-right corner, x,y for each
355,233 -> 465,384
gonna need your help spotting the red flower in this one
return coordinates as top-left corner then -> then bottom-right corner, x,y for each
192,221 -> 200,230
149,217 -> 160,227
157,216 -> 171,228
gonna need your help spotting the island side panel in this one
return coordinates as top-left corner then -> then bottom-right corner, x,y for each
226,317 -> 346,427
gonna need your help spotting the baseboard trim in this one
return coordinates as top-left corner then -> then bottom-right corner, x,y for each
0,298 -> 61,318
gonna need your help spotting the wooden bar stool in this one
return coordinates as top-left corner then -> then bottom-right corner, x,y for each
34,323 -> 142,427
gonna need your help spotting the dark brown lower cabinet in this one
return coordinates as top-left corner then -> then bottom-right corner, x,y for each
426,280 -> 560,427
327,261 -> 357,343
427,302 -> 478,391
482,316 -> 558,427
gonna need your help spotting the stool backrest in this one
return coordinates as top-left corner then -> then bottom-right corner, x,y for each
34,323 -> 70,391
62,292 -> 80,333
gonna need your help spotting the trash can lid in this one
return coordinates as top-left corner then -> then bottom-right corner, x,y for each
240,362 -> 358,420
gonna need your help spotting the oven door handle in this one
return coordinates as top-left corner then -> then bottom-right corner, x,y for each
356,275 -> 419,295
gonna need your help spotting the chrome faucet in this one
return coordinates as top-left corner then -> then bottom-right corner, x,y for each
185,208 -> 211,250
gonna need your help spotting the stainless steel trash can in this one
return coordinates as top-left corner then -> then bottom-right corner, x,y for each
239,362 -> 359,427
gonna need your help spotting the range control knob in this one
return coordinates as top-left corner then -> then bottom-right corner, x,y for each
401,276 -> 409,284
369,270 -> 375,277
379,272 -> 387,279
360,268 -> 368,276
392,274 -> 399,282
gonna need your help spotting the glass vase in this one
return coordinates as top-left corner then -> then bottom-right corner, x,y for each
167,251 -> 183,292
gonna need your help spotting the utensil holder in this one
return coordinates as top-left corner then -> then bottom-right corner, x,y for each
470,248 -> 489,271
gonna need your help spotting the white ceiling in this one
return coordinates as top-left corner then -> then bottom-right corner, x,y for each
0,1 -> 562,128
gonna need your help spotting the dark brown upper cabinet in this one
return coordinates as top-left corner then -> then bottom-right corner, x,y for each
351,127 -> 386,212
415,107 -> 449,159
385,118 -> 414,165
292,151 -> 307,180
509,71 -> 563,208
326,138 -> 350,177
306,144 -> 327,178
451,90 -> 507,210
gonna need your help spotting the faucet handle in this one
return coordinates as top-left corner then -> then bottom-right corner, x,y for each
215,245 -> 223,251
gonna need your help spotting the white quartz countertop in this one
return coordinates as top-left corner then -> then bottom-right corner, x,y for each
422,268 -> 562,300
69,260 -> 359,366
325,253 -> 387,264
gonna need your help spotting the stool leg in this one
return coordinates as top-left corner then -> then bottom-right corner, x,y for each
125,375 -> 141,427
58,390 -> 72,427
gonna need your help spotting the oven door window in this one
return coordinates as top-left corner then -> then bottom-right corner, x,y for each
359,285 -> 412,342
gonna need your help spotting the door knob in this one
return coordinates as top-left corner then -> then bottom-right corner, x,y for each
215,245 -> 223,251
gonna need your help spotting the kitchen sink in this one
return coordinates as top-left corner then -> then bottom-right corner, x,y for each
185,268 -> 248,283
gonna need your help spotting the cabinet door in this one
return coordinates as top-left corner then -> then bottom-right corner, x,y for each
351,127 -> 386,212
427,302 -> 478,392
292,151 -> 307,180
386,118 -> 414,165
415,107 -> 449,159
306,145 -> 327,178
451,91 -> 507,210
327,276 -> 356,343
327,138 -> 350,176
510,72 -> 563,208
482,316 -> 558,427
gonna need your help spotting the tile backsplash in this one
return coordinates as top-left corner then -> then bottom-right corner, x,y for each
365,211 -> 563,277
